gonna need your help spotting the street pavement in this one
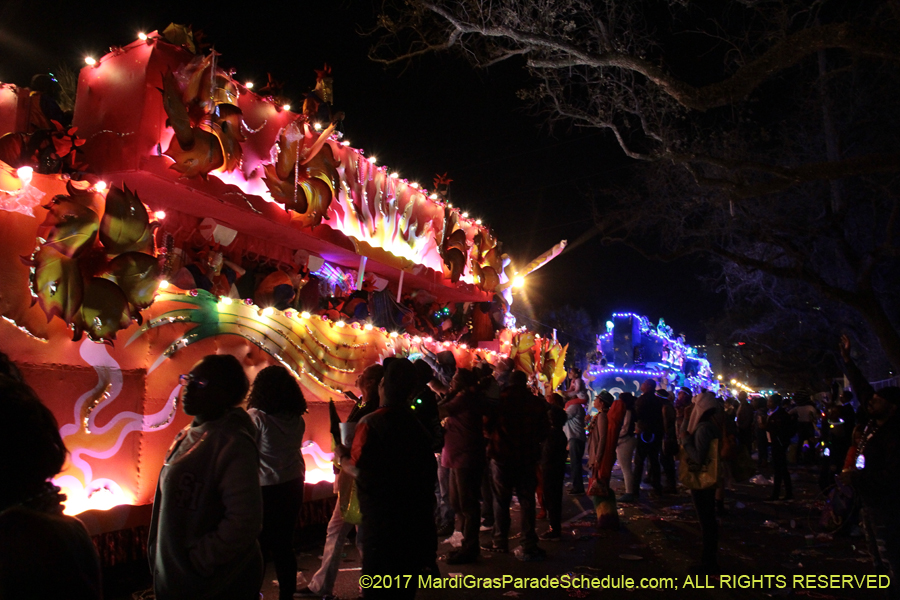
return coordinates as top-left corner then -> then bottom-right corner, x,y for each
271,462 -> 887,600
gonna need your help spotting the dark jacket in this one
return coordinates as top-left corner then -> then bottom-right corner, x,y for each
682,411 -> 720,465
541,403 -> 568,466
766,407 -> 794,447
635,392 -> 664,436
351,406 -> 437,573
439,389 -> 485,468
486,384 -> 550,465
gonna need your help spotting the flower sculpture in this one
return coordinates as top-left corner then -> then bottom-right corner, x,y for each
26,181 -> 161,342
161,57 -> 245,178
262,121 -> 339,228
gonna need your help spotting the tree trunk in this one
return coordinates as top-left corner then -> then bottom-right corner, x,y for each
854,291 -> 900,374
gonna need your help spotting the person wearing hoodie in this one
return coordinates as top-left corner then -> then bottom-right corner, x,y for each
246,365 -> 307,600
563,367 -> 588,495
148,354 -> 263,600
680,392 -> 721,574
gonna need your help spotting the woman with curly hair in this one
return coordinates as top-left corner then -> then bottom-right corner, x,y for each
247,365 -> 307,600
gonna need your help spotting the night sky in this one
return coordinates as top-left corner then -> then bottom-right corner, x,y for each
0,1 -> 724,343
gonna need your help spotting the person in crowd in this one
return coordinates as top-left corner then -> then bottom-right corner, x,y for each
539,393 -> 569,540
615,392 -> 638,503
438,368 -> 485,564
659,388 -> 678,494
586,391 -> 626,529
298,364 -> 383,598
838,336 -> 900,596
755,396 -> 770,468
493,357 -> 515,392
563,367 -> 588,494
790,392 -> 819,464
409,359 -> 452,538
348,359 -> 437,599
475,359 -> 502,531
417,352 -> 456,537
0,356 -> 102,600
148,354 -> 263,600
839,383 -> 900,596
735,391 -> 754,455
421,347 -> 457,396
680,392 -> 721,574
484,371 -> 549,561
633,379 -> 665,499
246,366 -> 307,600
765,394 -> 794,501
674,387 -> 693,438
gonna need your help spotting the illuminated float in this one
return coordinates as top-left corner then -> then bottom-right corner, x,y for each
0,25 -> 567,539
585,312 -> 715,396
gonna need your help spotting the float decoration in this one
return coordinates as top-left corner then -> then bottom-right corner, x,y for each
0,119 -> 87,174
434,174 -> 467,283
302,64 -> 343,126
161,59 -> 245,178
471,227 -> 503,293
262,121 -> 338,227
26,182 -> 161,342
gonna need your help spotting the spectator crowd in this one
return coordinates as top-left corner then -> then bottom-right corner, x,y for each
0,334 -> 897,600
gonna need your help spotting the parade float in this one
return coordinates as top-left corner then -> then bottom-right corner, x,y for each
0,25 -> 568,551
585,312 -> 715,396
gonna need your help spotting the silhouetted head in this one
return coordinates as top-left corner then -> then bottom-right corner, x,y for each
380,358 -> 417,408
248,365 -> 307,415
181,354 -> 249,423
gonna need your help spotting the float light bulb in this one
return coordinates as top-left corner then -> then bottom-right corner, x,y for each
341,140 -> 350,146
154,211 -> 166,220
138,32 -> 148,41
730,379 -> 737,384
282,104 -> 291,112
429,193 -> 438,200
411,182 -> 419,189
158,280 -> 169,290
94,181 -> 107,192
262,307 -> 274,317
300,311 -> 311,319
513,275 -> 525,288
313,122 -> 322,131
390,172 -> 399,179
16,166 -> 33,185
369,156 -> 377,164
717,374 -> 723,380
85,57 -> 96,66
336,321 -> 346,328
245,81 -> 253,89
475,219 -> 482,225
364,323 -> 373,330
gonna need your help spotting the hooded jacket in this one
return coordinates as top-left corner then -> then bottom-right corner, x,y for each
247,408 -> 306,486
148,408 -> 263,600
